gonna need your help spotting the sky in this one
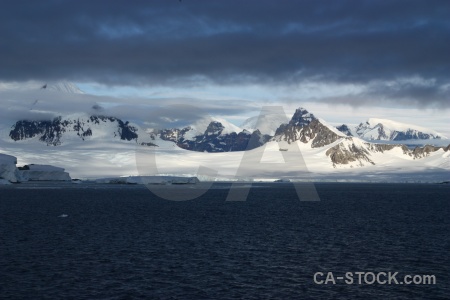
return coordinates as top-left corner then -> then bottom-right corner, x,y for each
0,0 -> 449,135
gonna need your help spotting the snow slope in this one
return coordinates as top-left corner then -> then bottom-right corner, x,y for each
1,132 -> 448,182
318,118 -> 347,137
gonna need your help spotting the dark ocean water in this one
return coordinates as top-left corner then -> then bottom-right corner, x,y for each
0,182 -> 449,299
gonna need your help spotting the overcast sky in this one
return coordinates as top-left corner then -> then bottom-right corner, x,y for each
0,0 -> 449,134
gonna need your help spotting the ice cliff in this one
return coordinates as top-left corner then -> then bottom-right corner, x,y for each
19,165 -> 71,181
0,154 -> 72,183
0,154 -> 21,183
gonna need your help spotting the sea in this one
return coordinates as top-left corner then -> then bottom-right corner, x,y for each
0,182 -> 449,299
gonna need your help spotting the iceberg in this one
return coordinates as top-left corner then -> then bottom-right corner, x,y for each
95,176 -> 199,185
0,153 -> 21,183
18,164 -> 71,181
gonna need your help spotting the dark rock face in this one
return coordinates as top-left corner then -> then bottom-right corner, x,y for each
336,124 -> 353,136
325,139 -> 374,166
275,116 -> 342,148
324,139 -> 407,167
309,120 -> 343,148
411,145 -> 442,158
140,142 -> 158,147
158,127 -> 192,143
325,140 -> 411,167
204,121 -> 224,136
274,108 -> 316,136
289,108 -> 316,127
10,115 -> 139,146
376,124 -> 389,140
158,121 -> 270,152
117,120 -> 138,141
368,143 -> 409,154
393,130 -> 435,141
324,138 -> 448,167
10,117 -> 69,146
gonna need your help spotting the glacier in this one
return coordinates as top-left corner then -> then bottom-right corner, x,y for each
2,129 -> 448,183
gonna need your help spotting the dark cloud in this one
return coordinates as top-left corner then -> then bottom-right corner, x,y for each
365,79 -> 450,107
0,0 -> 449,106
314,78 -> 450,108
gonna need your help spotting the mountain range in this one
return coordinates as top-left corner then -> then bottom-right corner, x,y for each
337,118 -> 445,141
0,82 -> 448,181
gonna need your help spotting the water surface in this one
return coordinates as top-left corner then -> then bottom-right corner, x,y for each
1,183 -> 449,299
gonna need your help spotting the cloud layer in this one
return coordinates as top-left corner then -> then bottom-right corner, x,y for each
1,1 -> 449,107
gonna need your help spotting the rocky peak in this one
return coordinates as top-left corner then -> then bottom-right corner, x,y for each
336,124 -> 353,136
274,108 -> 341,148
158,127 -> 192,143
289,108 -> 317,127
325,138 -> 374,167
411,144 -> 442,158
204,121 -> 225,136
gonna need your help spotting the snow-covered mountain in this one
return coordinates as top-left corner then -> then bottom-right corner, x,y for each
335,124 -> 353,137
156,121 -> 270,152
1,90 -> 449,182
8,114 -> 149,146
6,112 -> 270,152
131,115 -> 450,181
337,118 -> 446,141
269,109 -> 448,168
5,107 -> 448,167
191,116 -> 242,136
273,108 -> 344,146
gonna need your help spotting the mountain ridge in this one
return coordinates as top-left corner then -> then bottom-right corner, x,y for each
3,107 -> 449,173
337,118 -> 445,141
